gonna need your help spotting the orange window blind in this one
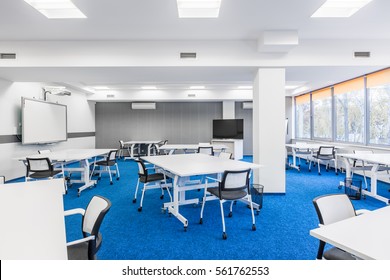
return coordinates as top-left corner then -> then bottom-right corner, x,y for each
367,68 -> 390,88
333,77 -> 364,95
311,88 -> 331,101
295,93 -> 310,105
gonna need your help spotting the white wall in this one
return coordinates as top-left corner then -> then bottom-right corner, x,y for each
0,80 -> 95,180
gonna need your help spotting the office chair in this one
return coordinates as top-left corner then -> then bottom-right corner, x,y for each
0,175 -> 4,184
309,146 -> 337,175
133,159 -> 172,212
218,152 -> 232,159
25,157 -> 63,182
312,193 -> 369,260
118,140 -> 130,159
90,150 -> 120,185
65,195 -> 111,260
152,140 -> 168,155
200,169 -> 256,240
198,146 -> 214,156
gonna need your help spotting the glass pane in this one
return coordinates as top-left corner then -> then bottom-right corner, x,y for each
295,96 -> 310,139
335,88 -> 365,143
312,90 -> 332,139
369,84 -> 390,145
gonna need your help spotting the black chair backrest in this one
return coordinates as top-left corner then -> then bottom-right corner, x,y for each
106,150 -> 118,162
220,169 -> 251,194
198,146 -> 214,156
81,195 -> 111,259
317,146 -> 335,156
26,157 -> 53,172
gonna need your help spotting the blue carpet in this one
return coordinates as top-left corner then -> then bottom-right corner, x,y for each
22,156 -> 390,260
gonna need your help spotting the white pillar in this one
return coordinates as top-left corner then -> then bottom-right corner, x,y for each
222,101 -> 235,119
253,68 -> 286,193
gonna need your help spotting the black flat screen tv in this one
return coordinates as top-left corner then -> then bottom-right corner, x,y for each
213,119 -> 243,139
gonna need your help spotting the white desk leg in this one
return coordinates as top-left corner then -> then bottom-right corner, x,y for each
77,159 -> 96,197
167,175 -> 189,230
288,148 -> 300,171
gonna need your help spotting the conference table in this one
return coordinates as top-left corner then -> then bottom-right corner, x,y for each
141,153 -> 261,230
123,140 -> 162,159
0,179 -> 67,259
158,144 -> 228,155
310,206 -> 390,260
338,153 -> 390,204
21,149 -> 112,196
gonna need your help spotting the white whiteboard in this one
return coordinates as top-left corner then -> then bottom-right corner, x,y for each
22,98 -> 67,144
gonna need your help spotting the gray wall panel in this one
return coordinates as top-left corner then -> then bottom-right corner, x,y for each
95,102 -> 223,149
236,102 -> 253,155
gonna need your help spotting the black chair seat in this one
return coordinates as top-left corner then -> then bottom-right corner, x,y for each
323,247 -> 357,260
67,241 -> 89,260
96,161 -> 115,167
140,173 -> 165,183
313,155 -> 334,160
207,187 -> 247,200
29,170 -> 62,179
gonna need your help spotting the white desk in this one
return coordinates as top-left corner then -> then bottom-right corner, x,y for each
124,140 -> 162,158
158,144 -> 227,155
141,153 -> 261,230
338,153 -> 390,204
310,206 -> 390,260
0,179 -> 67,260
22,149 -> 112,196
286,143 -> 340,172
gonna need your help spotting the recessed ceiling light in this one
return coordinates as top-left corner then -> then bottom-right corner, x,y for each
190,86 -> 206,90
311,0 -> 373,18
24,0 -> 87,19
93,86 -> 110,90
141,86 -> 158,90
177,0 -> 222,18
237,86 -> 253,90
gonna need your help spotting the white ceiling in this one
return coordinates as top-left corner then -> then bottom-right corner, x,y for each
0,0 -> 389,97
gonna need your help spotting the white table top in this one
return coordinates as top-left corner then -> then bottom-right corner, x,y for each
158,144 -> 227,151
0,179 -> 68,260
286,143 -> 339,149
20,148 -> 112,162
338,153 -> 390,166
310,206 -> 390,260
124,140 -> 161,145
142,153 -> 260,177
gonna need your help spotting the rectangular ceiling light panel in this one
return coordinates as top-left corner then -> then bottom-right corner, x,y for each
24,0 -> 87,18
177,0 -> 222,18
311,0 -> 373,18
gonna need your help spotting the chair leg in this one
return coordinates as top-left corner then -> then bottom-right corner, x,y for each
317,159 -> 321,175
108,167 -> 113,185
133,179 -> 140,203
248,195 -> 256,231
308,159 -> 312,172
115,163 -> 120,180
219,200 -> 227,239
199,188 -> 207,224
138,183 -> 146,212
228,201 -> 234,217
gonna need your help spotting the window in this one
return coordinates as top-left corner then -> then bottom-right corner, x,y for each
367,69 -> 390,145
334,77 -> 365,143
295,94 -> 311,139
312,88 -> 332,139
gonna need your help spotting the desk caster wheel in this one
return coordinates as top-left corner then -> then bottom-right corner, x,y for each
252,224 -> 256,231
138,207 -> 142,212
160,194 -> 164,199
199,218 -> 203,224
133,198 -> 137,203
222,232 -> 227,240
228,212 -> 233,218
184,226 -> 187,232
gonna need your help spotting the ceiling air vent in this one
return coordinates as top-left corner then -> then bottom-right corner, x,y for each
106,94 -> 115,98
180,52 -> 197,59
0,53 -> 16,59
354,51 -> 370,58
187,93 -> 196,97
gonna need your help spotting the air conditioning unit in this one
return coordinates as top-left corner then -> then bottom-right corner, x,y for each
242,102 -> 253,109
131,102 -> 156,110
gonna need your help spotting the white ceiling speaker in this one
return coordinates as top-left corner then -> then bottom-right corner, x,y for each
131,102 -> 156,110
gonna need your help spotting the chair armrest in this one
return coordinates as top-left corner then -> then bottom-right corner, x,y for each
64,208 -> 85,217
66,235 -> 95,246
356,209 -> 370,216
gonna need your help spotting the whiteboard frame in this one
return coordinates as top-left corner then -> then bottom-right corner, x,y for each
21,97 -> 68,145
